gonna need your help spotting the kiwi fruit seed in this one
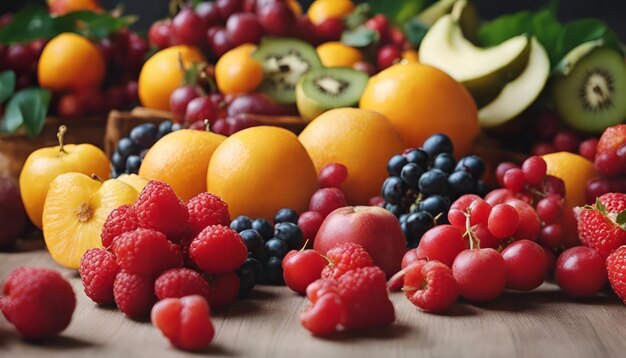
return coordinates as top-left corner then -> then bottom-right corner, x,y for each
552,46 -> 626,133
252,38 -> 323,104
295,67 -> 369,122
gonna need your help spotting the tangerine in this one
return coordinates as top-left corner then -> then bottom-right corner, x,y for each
215,44 -> 263,95
316,42 -> 363,68
307,0 -> 355,24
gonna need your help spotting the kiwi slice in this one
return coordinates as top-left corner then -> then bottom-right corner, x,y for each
552,44 -> 626,133
252,38 -> 323,104
295,68 -> 369,122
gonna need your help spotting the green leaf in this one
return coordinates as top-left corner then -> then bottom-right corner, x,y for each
477,11 -> 535,47
403,18 -> 430,46
0,71 -> 16,103
617,210 -> 626,231
0,5 -> 55,44
0,88 -> 51,138
368,0 -> 426,26
596,197 -> 607,215
54,10 -> 136,41
344,3 -> 371,30
556,19 -> 623,62
341,26 -> 379,48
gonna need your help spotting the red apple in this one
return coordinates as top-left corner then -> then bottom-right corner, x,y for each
313,206 -> 407,277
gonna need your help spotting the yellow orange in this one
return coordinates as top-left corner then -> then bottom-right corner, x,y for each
402,49 -> 419,63
207,126 -> 318,219
298,108 -> 405,205
48,0 -> 101,15
316,42 -> 363,68
360,62 -> 479,157
38,33 -> 105,91
138,45 -> 206,111
139,129 -> 226,202
215,44 -> 263,95
542,152 -> 597,209
308,0 -> 355,24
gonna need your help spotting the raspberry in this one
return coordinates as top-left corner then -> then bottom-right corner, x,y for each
206,272 -> 240,308
79,248 -> 120,305
578,193 -> 626,258
403,260 -> 459,313
186,192 -> 230,236
321,242 -> 375,280
134,180 -> 189,238
112,228 -> 183,277
151,295 -> 215,351
301,279 -> 342,335
337,266 -> 395,330
607,246 -> 626,303
101,204 -> 140,248
155,268 -> 210,301
113,271 -> 157,319
0,267 -> 76,340
189,225 -> 247,274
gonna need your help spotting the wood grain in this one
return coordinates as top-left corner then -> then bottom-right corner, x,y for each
2,243 -> 626,358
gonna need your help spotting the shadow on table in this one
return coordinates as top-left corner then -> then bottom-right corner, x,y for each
0,326 -> 97,350
320,322 -> 412,343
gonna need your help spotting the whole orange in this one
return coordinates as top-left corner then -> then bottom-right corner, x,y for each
360,63 -> 479,157
316,42 -> 363,68
542,152 -> 597,209
38,33 -> 105,92
138,45 -> 206,111
139,129 -> 226,202
307,0 -> 355,24
215,44 -> 263,95
48,0 -> 102,15
298,108 -> 405,205
207,126 -> 318,219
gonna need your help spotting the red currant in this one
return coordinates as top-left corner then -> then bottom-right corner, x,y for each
318,163 -> 348,188
416,225 -> 467,268
487,203 -> 519,239
283,249 -> 328,295
503,168 -> 526,192
521,156 -> 547,185
501,240 -> 546,291
452,248 -> 506,302
555,246 -> 607,297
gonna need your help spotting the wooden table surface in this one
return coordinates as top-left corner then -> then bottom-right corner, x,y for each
2,241 -> 626,358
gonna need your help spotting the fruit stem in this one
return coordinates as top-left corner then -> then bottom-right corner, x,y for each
91,174 -> 104,183
204,119 -> 211,132
57,125 -> 68,154
463,210 -> 480,250
299,239 -> 310,252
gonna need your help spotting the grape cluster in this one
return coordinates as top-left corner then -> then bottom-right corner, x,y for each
110,120 -> 181,177
380,133 -> 487,248
230,208 -> 304,287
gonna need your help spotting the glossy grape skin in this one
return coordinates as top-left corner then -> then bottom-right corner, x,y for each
172,8 -> 207,46
452,248 -> 506,302
226,13 -> 263,46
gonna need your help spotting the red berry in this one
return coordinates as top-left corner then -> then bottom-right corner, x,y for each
148,19 -> 173,48
416,225 -> 467,267
578,192 -> 626,259
452,248 -> 506,302
487,203 -> 519,239
531,142 -> 557,156
308,187 -> 347,217
6,44 -> 36,75
217,0 -> 242,18
535,111 -> 561,140
403,260 -> 459,313
586,177 -> 611,203
112,228 -> 183,277
503,168 -> 526,192
535,196 -> 563,224
314,17 -> 344,42
501,240 -> 547,291
607,246 -> 626,303
553,130 -> 581,153
101,204 -> 140,248
205,271 -> 240,308
134,180 -> 189,238
226,12 -> 263,46
185,96 -> 219,125
495,162 -> 519,188
506,199 -> 541,241
377,44 -> 401,70
151,295 -> 215,351
196,1 -> 223,28
189,225 -> 247,274
538,224 -> 563,249
555,246 -> 607,297
468,198 -> 492,225
257,1 -> 295,37
172,8 -> 207,46
352,61 -> 376,76
484,188 -> 516,206
594,151 -> 622,177
57,94 -> 84,118
318,162 -> 348,188
596,124 -> 626,154
521,156 -> 547,185
0,267 -> 76,340
401,248 -> 421,269
365,14 -> 389,42
155,268 -> 210,301
170,85 -> 202,123
80,249 -> 120,305
297,210 -> 325,244
473,223 -> 500,249
320,242 -> 374,280
542,175 -> 566,198
283,249 -> 328,294
207,26 -> 234,58
300,292 -> 342,336
295,15 -> 318,44
114,271 -> 157,319
186,192 -> 230,236
578,138 -> 598,161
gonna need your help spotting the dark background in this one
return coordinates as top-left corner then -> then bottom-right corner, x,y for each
2,0 -> 625,40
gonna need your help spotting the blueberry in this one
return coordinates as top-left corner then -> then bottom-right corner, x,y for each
252,218 -> 273,241
384,202 -> 403,217
110,168 -> 119,179
447,170 -> 474,195
381,176 -> 407,204
117,137 -> 138,158
473,180 -> 489,197
265,238 -> 289,259
274,208 -> 298,224
126,155 -> 142,174
240,229 -> 265,259
387,154 -> 408,176
230,215 -> 252,232
266,256 -> 284,284
399,213 -> 410,224
404,149 -> 429,170
111,151 -> 126,171
171,123 -> 184,131
140,148 -> 149,159
400,163 -> 423,189
274,222 -> 304,250
157,120 -> 173,139
402,211 -> 435,248
418,169 -> 448,195
423,133 -> 453,157
129,123 -> 158,148
433,153 -> 456,174
418,195 -> 450,217
455,155 -> 485,179
236,258 -> 262,298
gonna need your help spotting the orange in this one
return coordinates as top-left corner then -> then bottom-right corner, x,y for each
401,49 -> 419,63
307,0 -> 355,24
48,0 -> 102,15
542,152 -> 597,209
207,126 -> 318,219
215,44 -> 263,95
139,129 -> 226,202
138,45 -> 206,111
316,42 -> 363,68
43,173 -> 138,268
360,62 -> 479,157
38,33 -> 105,92
287,0 -> 302,16
298,108 -> 405,205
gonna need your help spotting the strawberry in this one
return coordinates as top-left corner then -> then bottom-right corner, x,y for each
607,246 -> 626,303
596,124 -> 626,155
578,193 -> 626,259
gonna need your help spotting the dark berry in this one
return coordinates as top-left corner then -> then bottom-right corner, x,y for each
455,155 -> 486,180
423,133 -> 453,157
433,153 -> 456,174
382,176 -> 407,204
157,120 -> 173,139
473,181 -> 489,197
236,258 -> 261,298
230,215 -> 252,232
266,256 -> 284,284
117,137 -> 138,158
418,195 -> 450,217
405,149 -> 429,170
402,211 -> 435,248
129,123 -> 158,148
387,154 -> 408,176
111,151 -> 125,171
273,222 -> 304,250
384,202 -> 403,217
126,155 -> 142,174
240,229 -> 265,259
448,171 -> 474,195
418,169 -> 448,195
274,208 -> 298,224
251,218 -> 273,241
265,238 -> 289,258
400,163 -> 423,189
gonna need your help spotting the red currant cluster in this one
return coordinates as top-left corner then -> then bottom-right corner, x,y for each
531,111 -> 598,160
587,124 -> 626,200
